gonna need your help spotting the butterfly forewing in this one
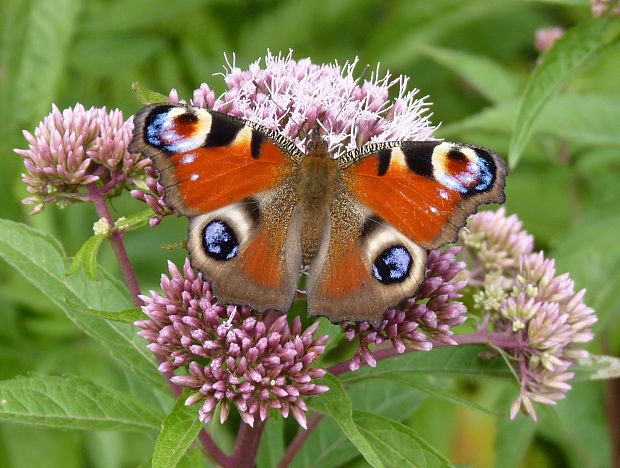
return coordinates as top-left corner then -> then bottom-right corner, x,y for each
340,141 -> 507,250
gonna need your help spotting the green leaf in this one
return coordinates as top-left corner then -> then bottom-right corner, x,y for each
294,380 -> 427,467
0,220 -> 164,391
152,394 -> 203,468
0,375 -> 162,431
508,19 -> 620,167
79,0 -> 211,33
552,211 -> 620,328
441,94 -> 620,149
14,0 -> 81,125
68,234 -> 105,279
341,346 -> 511,383
354,412 -> 453,468
310,374 -> 385,468
371,373 -> 495,414
414,43 -> 520,102
115,209 -> 156,233
65,302 -> 145,324
132,81 -> 168,105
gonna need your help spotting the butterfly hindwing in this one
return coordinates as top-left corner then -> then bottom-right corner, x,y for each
306,192 -> 427,323
129,103 -> 301,216
339,141 -> 507,250
187,190 -> 303,313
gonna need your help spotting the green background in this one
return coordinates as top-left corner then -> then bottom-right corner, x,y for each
1,0 -> 619,466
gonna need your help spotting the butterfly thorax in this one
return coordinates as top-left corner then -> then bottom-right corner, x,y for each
297,151 -> 338,264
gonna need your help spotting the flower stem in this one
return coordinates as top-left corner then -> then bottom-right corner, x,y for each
277,414 -> 323,468
87,184 -> 142,306
198,430 -> 231,467
229,421 -> 266,468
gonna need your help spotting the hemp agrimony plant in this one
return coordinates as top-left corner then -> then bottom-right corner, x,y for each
3,47 -> 619,467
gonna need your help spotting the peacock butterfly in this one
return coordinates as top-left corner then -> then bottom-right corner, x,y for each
129,103 -> 506,323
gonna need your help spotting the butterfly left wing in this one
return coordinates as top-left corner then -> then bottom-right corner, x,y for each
130,103 -> 305,312
306,141 -> 506,324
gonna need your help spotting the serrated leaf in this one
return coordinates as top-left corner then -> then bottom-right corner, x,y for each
14,0 -> 80,125
310,374 -> 384,468
414,43 -> 519,102
65,302 -> 144,324
354,412 -> 453,468
68,234 -> 105,279
341,346 -> 511,383
0,375 -> 162,431
132,81 -> 168,105
152,395 -> 203,468
508,18 -> 620,167
0,220 -> 164,391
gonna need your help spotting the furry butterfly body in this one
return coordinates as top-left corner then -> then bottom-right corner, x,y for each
130,103 -> 506,323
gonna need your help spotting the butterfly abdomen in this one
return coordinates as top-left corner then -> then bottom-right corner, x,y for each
297,152 -> 338,264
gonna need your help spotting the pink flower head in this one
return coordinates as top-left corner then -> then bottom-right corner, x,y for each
136,259 -> 328,428
133,51 -> 437,224
535,26 -> 565,54
15,104 -> 145,213
463,209 -> 597,420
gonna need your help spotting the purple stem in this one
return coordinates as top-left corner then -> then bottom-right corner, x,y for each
87,184 -> 143,307
278,414 -> 323,468
229,421 -> 266,468
278,330 -> 523,466
87,183 -> 229,465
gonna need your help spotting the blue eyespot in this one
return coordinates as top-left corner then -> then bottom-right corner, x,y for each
473,155 -> 493,191
372,246 -> 412,284
202,220 -> 239,261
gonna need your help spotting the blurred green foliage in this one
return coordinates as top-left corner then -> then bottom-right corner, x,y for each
1,0 -> 619,467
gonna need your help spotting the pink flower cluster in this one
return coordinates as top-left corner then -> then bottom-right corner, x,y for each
462,208 -> 597,420
15,104 -> 145,213
136,259 -> 328,428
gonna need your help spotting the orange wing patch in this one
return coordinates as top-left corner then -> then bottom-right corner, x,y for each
170,134 -> 293,214
344,153 -> 461,248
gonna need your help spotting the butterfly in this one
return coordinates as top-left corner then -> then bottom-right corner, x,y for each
129,103 -> 506,324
